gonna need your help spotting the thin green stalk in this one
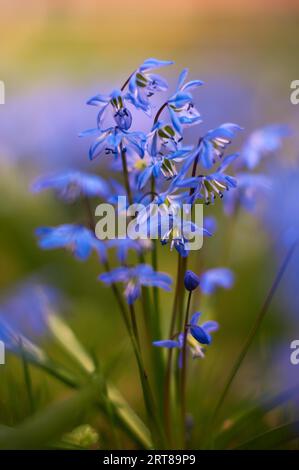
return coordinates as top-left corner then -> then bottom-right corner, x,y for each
164,253 -> 181,442
19,340 -> 35,414
83,196 -> 159,444
153,102 -> 168,124
129,303 -> 140,349
83,196 -> 95,230
176,256 -> 187,332
180,290 -> 192,447
210,240 -> 298,431
120,143 -> 133,205
127,303 -> 164,447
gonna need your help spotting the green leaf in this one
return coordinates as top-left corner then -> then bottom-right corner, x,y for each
0,378 -> 101,449
46,311 -> 96,374
47,313 -> 153,448
215,385 -> 299,448
107,384 -> 152,449
236,420 -> 299,449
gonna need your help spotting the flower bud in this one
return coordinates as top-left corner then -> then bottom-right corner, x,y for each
184,270 -> 200,291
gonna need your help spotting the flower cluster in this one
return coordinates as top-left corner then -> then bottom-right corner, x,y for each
29,59 -> 290,446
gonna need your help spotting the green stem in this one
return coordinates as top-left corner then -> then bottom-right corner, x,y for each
129,303 -> 140,349
83,196 -> 159,444
210,240 -> 297,431
153,102 -> 168,124
120,143 -> 133,205
180,290 -> 192,447
164,253 -> 181,442
19,340 -> 35,414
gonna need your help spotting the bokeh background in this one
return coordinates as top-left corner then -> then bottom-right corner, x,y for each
0,0 -> 299,449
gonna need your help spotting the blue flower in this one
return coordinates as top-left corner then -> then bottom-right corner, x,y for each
135,202 -> 211,257
241,125 -> 290,170
200,268 -> 234,295
167,69 -> 203,134
137,121 -> 191,188
80,127 -> 146,161
153,312 -> 218,366
107,238 -> 152,264
137,148 -> 191,189
32,170 -> 110,202
125,58 -> 173,115
99,264 -> 172,304
0,280 -> 62,340
184,270 -> 200,291
179,123 -> 242,172
0,317 -> 48,364
204,216 -> 217,235
177,154 -> 238,205
86,89 -> 132,130
199,123 -> 242,169
223,172 -> 271,216
35,224 -> 107,262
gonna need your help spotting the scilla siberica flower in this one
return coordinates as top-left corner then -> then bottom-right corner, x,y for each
125,58 -> 173,115
240,124 -> 290,170
31,170 -> 110,202
86,89 -> 132,130
135,201 -> 211,257
137,122 -> 192,189
153,312 -> 218,366
80,126 -> 146,161
107,238 -> 152,264
200,268 -> 234,295
181,123 -> 242,172
167,68 -> 203,134
223,172 -> 271,216
177,154 -> 238,205
36,224 -> 107,262
99,264 -> 172,304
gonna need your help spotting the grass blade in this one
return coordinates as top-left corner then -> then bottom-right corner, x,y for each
236,420 -> 299,449
0,378 -> 101,449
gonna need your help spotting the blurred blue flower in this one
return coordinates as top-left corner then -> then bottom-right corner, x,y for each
0,280 -> 62,340
99,264 -> 172,304
223,172 -> 271,216
153,311 -> 218,366
200,268 -> 234,295
32,170 -> 110,202
241,124 -> 290,170
0,317 -> 48,364
36,224 -> 107,262
204,216 -> 217,235
107,238 -> 152,264
167,68 -> 203,134
125,58 -> 173,115
264,166 -> 299,316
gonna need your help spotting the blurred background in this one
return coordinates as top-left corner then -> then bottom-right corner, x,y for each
0,0 -> 299,449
